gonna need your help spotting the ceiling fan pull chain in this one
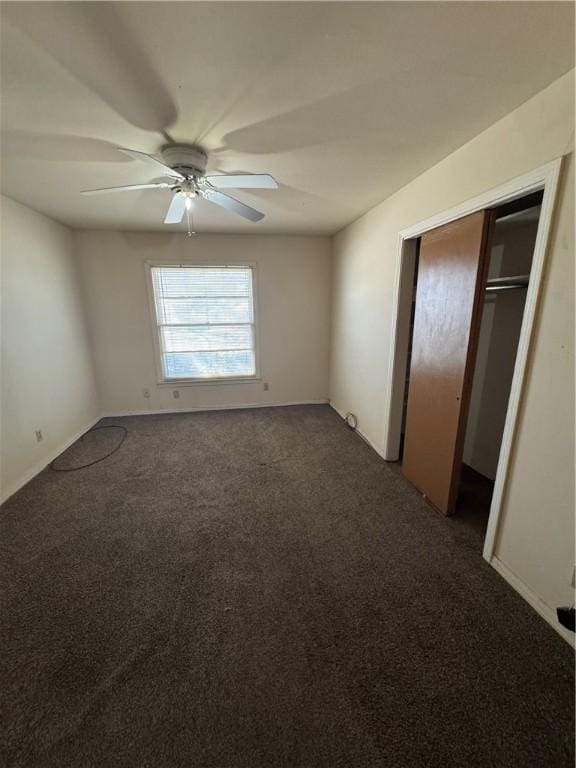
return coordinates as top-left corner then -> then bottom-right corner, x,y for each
186,204 -> 196,237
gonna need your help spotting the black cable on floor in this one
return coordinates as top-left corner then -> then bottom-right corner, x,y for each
50,425 -> 128,472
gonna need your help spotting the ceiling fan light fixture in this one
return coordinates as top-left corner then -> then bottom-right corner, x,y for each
81,143 -> 277,226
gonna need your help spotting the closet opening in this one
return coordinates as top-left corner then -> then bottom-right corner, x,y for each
398,189 -> 543,547
459,191 -> 543,542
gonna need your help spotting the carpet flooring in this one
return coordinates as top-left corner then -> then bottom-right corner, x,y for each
1,405 -> 573,767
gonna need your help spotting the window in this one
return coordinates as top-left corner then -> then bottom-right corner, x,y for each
150,265 -> 257,381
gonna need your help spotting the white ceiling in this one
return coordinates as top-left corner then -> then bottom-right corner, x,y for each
1,2 -> 573,235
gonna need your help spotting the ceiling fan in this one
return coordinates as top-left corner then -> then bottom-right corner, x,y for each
81,144 -> 278,225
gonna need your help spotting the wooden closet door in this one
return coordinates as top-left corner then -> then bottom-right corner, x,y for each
402,211 -> 491,515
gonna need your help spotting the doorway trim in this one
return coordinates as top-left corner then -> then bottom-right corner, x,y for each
384,157 -> 563,563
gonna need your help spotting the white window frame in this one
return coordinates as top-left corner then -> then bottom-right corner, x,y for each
145,261 -> 261,386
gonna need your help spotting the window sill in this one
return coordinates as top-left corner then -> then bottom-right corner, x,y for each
157,376 -> 261,388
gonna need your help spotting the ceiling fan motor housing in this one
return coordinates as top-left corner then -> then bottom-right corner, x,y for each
161,144 -> 207,178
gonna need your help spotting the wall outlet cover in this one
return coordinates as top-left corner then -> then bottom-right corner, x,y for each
263,382 -> 269,391
35,430 -> 43,443
173,390 -> 180,399
143,389 -> 151,398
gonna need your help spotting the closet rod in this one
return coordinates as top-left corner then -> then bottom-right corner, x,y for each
485,274 -> 530,292
485,284 -> 528,292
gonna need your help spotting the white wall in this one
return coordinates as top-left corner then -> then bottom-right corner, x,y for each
76,231 -> 332,415
330,71 -> 574,619
1,195 -> 100,501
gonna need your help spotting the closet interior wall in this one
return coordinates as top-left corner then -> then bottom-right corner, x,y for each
463,205 -> 541,482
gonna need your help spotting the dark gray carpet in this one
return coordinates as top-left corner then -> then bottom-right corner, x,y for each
1,405 -> 573,767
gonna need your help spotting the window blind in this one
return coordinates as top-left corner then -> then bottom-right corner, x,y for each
150,266 -> 256,380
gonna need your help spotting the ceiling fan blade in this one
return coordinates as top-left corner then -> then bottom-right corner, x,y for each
164,193 -> 186,224
81,182 -> 173,195
118,148 -> 184,180
202,189 -> 264,222
204,174 -> 278,189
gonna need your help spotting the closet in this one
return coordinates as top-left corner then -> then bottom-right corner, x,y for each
400,191 -> 543,541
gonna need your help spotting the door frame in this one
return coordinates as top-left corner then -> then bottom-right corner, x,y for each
384,158 -> 563,562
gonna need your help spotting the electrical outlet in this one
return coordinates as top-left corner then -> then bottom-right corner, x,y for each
143,388 -> 151,399
263,382 -> 269,391
173,390 -> 180,399
35,429 -> 43,443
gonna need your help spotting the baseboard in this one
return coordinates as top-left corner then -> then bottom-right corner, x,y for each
490,556 -> 574,646
102,399 -> 329,418
0,415 -> 102,506
328,402 -> 388,460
